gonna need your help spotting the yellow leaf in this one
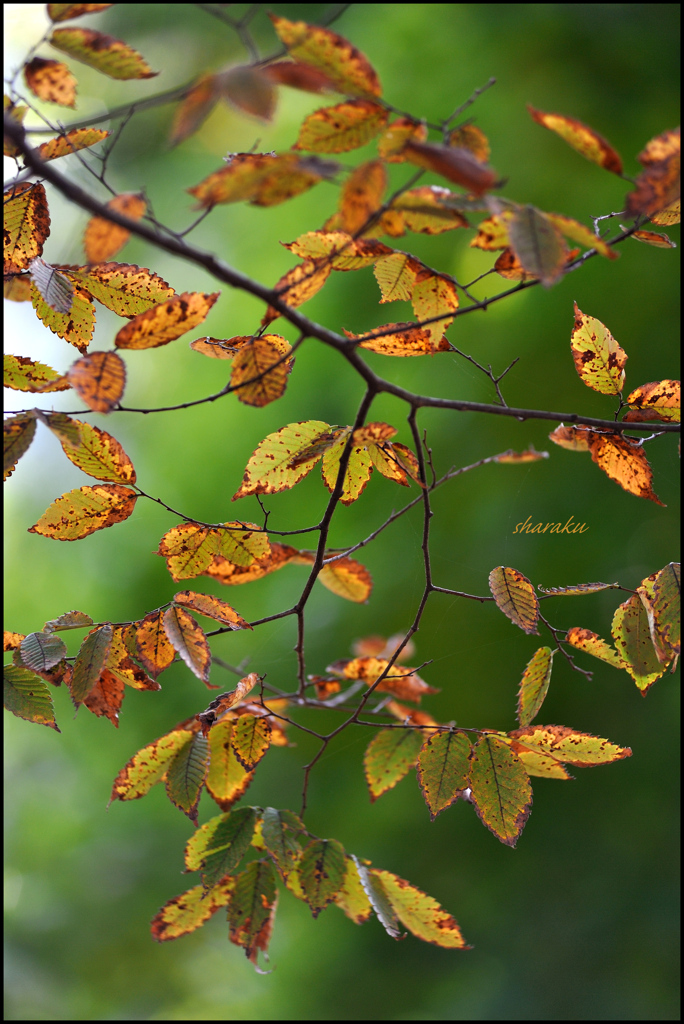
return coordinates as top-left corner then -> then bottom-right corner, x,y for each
50,26 -> 157,79
565,626 -> 625,669
4,354 -> 71,393
151,878 -> 234,942
612,594 -> 670,693
338,160 -> 387,233
294,99 -> 388,154
488,566 -> 539,634
345,323 -> 450,356
319,555 -> 373,603
37,128 -> 108,162
232,420 -> 337,500
134,611 -> 176,679
377,117 -> 427,162
517,647 -> 553,727
269,15 -> 382,98
24,56 -> 77,108
173,591 -> 252,631
163,606 -> 212,686
570,303 -> 627,395
527,106 -> 623,173
115,292 -> 219,349
411,269 -> 458,343
262,260 -> 331,325
508,724 -> 632,766
45,413 -> 135,483
66,262 -> 174,318
66,350 -> 126,412
230,335 -> 293,407
625,380 -> 680,423
28,484 -> 137,540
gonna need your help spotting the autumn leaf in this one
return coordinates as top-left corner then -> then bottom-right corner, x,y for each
626,127 -> 680,219
37,128 -> 109,162
298,838 -> 346,918
47,4 -> 114,22
469,734 -> 533,846
205,718 -> 256,809
538,582 -> 619,596
164,729 -> 209,822
650,199 -> 680,226
527,106 -> 623,174
449,124 -> 491,162
31,280 -> 95,352
508,725 -> 632,767
338,160 -> 387,233
377,117 -> 428,162
103,626 -> 159,692
66,262 -> 174,318
403,139 -> 498,195
262,260 -> 331,325
285,232 -> 391,270
29,257 -> 74,313
3,664 -> 60,731
115,291 -> 218,349
381,186 -> 469,236
230,335 -> 293,407
470,210 -> 515,251
230,714 -> 272,772
612,593 -> 669,693
151,877 -> 234,942
44,609 -> 93,633
327,656 -> 438,702
204,542 -> 300,587
71,622 -> 113,705
66,350 -> 126,413
50,27 -> 157,79
495,447 -> 549,463
172,591 -> 251,631
345,323 -> 450,357
333,857 -> 373,924
162,606 -> 212,686
637,572 -> 674,665
365,868 -> 470,948
364,727 -> 424,802
411,269 -> 458,342
570,304 -> 627,395
188,152 -> 332,208
373,252 -> 421,302
506,735 -> 573,780
83,669 -> 124,727
110,719 -> 200,803
185,807 -> 257,889
546,214 -> 618,260
83,193 -> 147,263
270,16 -> 382,98
489,566 -> 539,635
232,420 -> 339,500
587,432 -> 663,505
318,555 -> 373,603
564,627 -> 625,669
4,411 -> 37,481
508,205 -> 568,287
261,807 -> 307,879
294,100 -> 388,154
650,562 -> 681,656
24,57 -> 77,107
516,647 -> 553,728
624,380 -> 680,423
263,61 -> 337,95
28,484 -> 137,540
228,859 -> 278,969
134,610 -> 176,679
215,65 -> 276,122
416,730 -> 471,820
320,430 -> 372,504
196,673 -> 261,734
548,423 -> 593,451
4,354 -> 71,393
3,182 -> 50,274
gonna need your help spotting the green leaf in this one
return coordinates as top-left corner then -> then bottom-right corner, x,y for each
164,730 -> 209,823
298,838 -> 346,917
228,859 -> 278,969
4,664 -> 60,731
363,727 -> 424,801
416,730 -> 471,819
469,734 -> 532,846
71,623 -> 113,705
516,647 -> 554,727
185,807 -> 257,890
261,807 -> 306,878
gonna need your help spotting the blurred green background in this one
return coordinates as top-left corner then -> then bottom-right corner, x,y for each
4,4 -> 680,1019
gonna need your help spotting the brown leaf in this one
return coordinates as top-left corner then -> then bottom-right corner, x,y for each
403,140 -> 497,195
263,60 -> 337,94
67,350 -> 126,412
216,66 -> 276,122
24,57 -> 77,107
587,432 -> 664,504
626,127 -> 680,219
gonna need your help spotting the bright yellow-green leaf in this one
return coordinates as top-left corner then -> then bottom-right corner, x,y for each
565,626 -> 625,669
612,593 -> 670,693
45,413 -> 135,483
416,730 -> 471,819
369,869 -> 470,948
232,420 -> 339,500
509,725 -> 632,766
185,807 -> 257,888
4,354 -> 70,393
517,647 -> 553,727
570,304 -> 627,395
294,100 -> 388,154
364,727 -> 424,802
488,566 -> 540,635
151,877 -> 234,941
269,15 -> 382,98
50,27 -> 157,79
469,734 -> 532,846
28,485 -> 138,540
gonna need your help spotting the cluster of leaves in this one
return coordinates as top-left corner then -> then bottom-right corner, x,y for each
3,4 -> 680,968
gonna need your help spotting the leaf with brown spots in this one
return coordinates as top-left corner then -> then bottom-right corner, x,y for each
470,210 -> 515,251
110,718 -> 200,803
103,627 -> 159,691
134,610 -> 176,680
570,304 -> 627,395
196,673 -> 262,734
565,626 -> 625,669
30,280 -> 95,352
204,542 -> 300,587
165,729 -> 209,822
624,380 -> 680,423
173,591 -> 251,631
517,647 -> 554,727
29,257 -> 74,313
637,571 -> 675,665
417,730 -> 472,819
338,160 -> 387,233
539,582 -> 619,596
230,334 -> 293,407
65,262 -> 174,319
548,423 -> 593,451
294,99 -> 388,154
345,322 -> 450,356
508,724 -> 631,767
377,116 -> 428,162
651,562 -> 680,656
612,593 -> 670,693
28,484 -> 137,540
4,354 -> 71,393
230,714 -> 272,772
262,260 -> 331,325
115,291 -> 218,349
411,269 -> 458,343
449,124 -> 490,162
205,718 -> 256,809
232,420 -> 339,500
546,214 -> 617,260
298,838 -> 346,918
3,182 -> 50,274
83,668 -> 124,727
365,869 -> 470,948
488,566 -> 539,635
285,232 -> 391,270
44,412 -> 135,483
4,411 -> 37,481
382,186 -> 470,236
66,350 -> 126,412
630,228 -> 677,248
587,432 -> 663,505
228,859 -> 278,969
364,727 -> 424,802
469,734 -> 533,846
650,199 -> 680,226
151,877 -> 234,942
270,15 -> 382,98
83,193 -> 147,263
626,127 -> 680,219
37,128 -> 109,162
374,253 -> 422,302
49,27 -> 157,79
326,656 -> 438,702
24,57 -> 77,107
527,106 -> 623,173
162,606 -> 212,686
3,665 -> 60,732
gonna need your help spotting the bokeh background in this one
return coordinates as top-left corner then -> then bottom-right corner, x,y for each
4,4 -> 680,1020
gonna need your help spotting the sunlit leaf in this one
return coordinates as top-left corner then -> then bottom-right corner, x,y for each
114,292 -> 217,349
232,420 -> 338,500
469,734 -> 532,846
495,447 -> 549,463
546,214 -> 618,260
318,555 -> 373,603
172,591 -> 251,631
37,127 -> 108,162
134,610 -> 176,679
488,566 -> 539,634
4,354 -> 70,393
364,727 -> 424,802
565,626 -> 625,669
28,484 -> 137,540
570,304 -> 627,395
230,335 -> 293,407
508,724 -> 631,767
377,116 -> 427,162
30,280 -> 95,352
587,432 -> 664,505
345,323 -> 449,356
612,593 -> 670,693
50,27 -> 157,79
538,582 -> 619,596
369,869 -> 470,949
3,182 -> 50,274
206,718 -> 255,810
185,807 -> 257,888
382,186 -> 469,235
24,56 -> 77,107
527,106 -> 623,173
65,350 -> 126,413
650,562 -> 681,656
333,856 -> 373,924
338,160 -> 387,233
548,423 -> 593,452
196,674 -> 261,734
162,606 -> 212,686
449,124 -> 490,162
29,257 -> 73,313
327,656 -> 438,702
624,380 -> 680,423
516,647 -> 553,728
410,269 -> 458,342
416,730 -> 471,820
626,127 -> 680,219
151,877 -> 234,941
270,15 -> 382,98
83,193 -> 147,263
44,609 -> 93,633
294,99 -> 388,154
46,413 -> 135,484
48,4 -> 113,21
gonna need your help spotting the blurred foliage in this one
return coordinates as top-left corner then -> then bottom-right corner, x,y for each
4,3 -> 680,1020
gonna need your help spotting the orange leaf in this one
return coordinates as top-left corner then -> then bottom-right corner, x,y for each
411,269 -> 458,343
28,484 -> 137,540
37,128 -> 108,162
565,626 -> 625,669
263,60 -> 337,94
570,303 -> 627,395
173,591 -> 252,631
134,611 -> 176,679
66,350 -> 126,412
626,127 -> 680,219
630,228 -> 677,248
262,260 -> 331,325
269,15 -> 382,98
548,423 -> 593,452
319,555 -> 373,603
103,626 -> 159,691
294,99 -> 388,154
230,335 -> 293,407
527,106 -> 623,173
345,322 -> 449,356
377,117 -> 427,162
4,182 -> 50,275
189,336 -> 248,359
327,656 -> 438,703
403,140 -> 498,195
115,292 -> 219,349
204,542 -> 300,586
169,73 -> 219,147
625,380 -> 680,423
24,57 -> 77,107
83,668 -> 124,726
163,606 -> 212,686
49,27 -> 157,79
495,446 -> 549,463
587,432 -> 664,504
338,160 -> 387,233
83,193 -> 147,263
384,186 -> 469,236
488,566 -> 540,634
448,124 -> 490,162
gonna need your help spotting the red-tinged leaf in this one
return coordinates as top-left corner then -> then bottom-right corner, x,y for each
527,106 -> 623,174
626,127 -> 680,219
517,647 -> 553,727
364,727 -> 424,802
228,859 -> 278,970
37,127 -> 109,163
612,594 -> 670,693
587,432 -> 664,505
29,256 -> 74,313
197,674 -> 261,734
103,627 -> 159,691
318,555 -> 373,603
449,124 -> 490,162
71,622 -> 113,705
109,719 -> 199,802
24,56 -> 77,107
565,627 -> 625,669
368,869 -> 470,949
172,591 -> 251,631
83,193 -> 147,263
82,668 -> 124,726
377,116 -> 428,162
625,380 -> 680,423
151,877 -> 234,942
3,182 -> 50,274
3,664 -> 60,731
205,718 -> 255,809
570,303 -> 627,395
546,214 -> 618,260
134,610 -> 176,679
30,280 -> 95,352
270,15 -> 382,98
204,542 -> 301,587
230,714 -> 271,772
411,269 -> 458,343
4,411 -> 37,481
64,350 -> 126,414
262,260 -> 331,325
165,730 -> 210,822
230,335 -> 293,408
19,631 -> 67,673
185,806 -> 257,888
4,354 -> 71,393
508,725 -> 632,767
548,423 -> 593,451
45,413 -> 135,483
508,205 -> 568,287
417,730 -> 471,820
298,838 -> 346,918
539,582 -> 619,596
294,99 -> 388,154
49,27 -> 157,79
66,262 -> 173,317
216,65 -> 276,122
327,656 -> 438,703
163,606 -> 212,686
48,4 -> 113,21
404,139 -> 498,195
334,857 -> 373,924
169,73 -> 219,148
651,562 -> 681,656
338,160 -> 387,234
28,484 -> 137,540
263,60 -> 337,94
382,186 -> 469,235
469,735 -> 533,846
489,566 -> 539,635
115,292 -> 218,350
232,420 -> 337,500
